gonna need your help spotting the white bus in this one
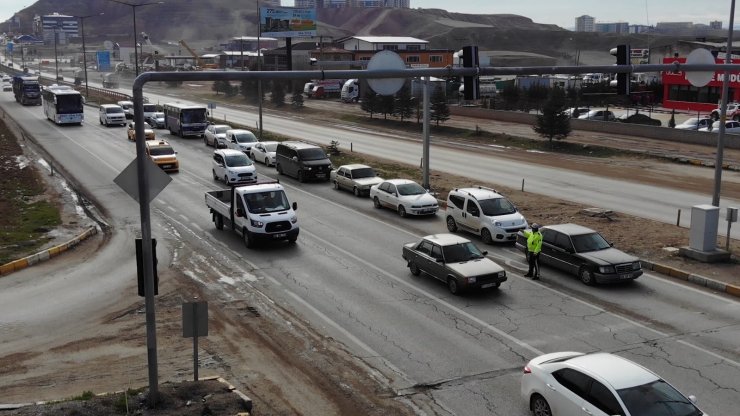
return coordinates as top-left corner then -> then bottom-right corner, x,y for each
162,102 -> 209,137
42,85 -> 84,125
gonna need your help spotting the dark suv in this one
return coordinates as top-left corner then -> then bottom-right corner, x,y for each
275,141 -> 332,182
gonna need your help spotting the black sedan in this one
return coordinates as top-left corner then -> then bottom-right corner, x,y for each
516,223 -> 642,285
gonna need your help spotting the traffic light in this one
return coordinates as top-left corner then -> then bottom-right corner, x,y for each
136,238 -> 158,297
461,45 -> 480,100
610,44 -> 631,95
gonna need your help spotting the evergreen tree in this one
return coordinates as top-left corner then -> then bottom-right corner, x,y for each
430,85 -> 450,126
291,83 -> 304,108
379,94 -> 395,120
361,89 -> 380,118
394,84 -> 414,121
212,80 -> 230,95
668,109 -> 676,128
271,80 -> 286,107
501,84 -> 520,111
533,87 -> 571,144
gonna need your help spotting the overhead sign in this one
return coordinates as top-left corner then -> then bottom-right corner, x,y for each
260,7 -> 317,38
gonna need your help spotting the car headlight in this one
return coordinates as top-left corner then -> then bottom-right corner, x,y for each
290,215 -> 298,224
306,167 -> 312,171
228,170 -> 236,175
494,221 -> 502,226
499,271 -> 506,278
599,266 -> 615,274
467,277 -> 477,284
633,261 -> 641,270
250,219 -> 264,228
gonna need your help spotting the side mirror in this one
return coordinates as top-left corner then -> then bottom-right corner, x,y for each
235,208 -> 244,217
292,202 -> 298,211
435,258 -> 445,263
292,156 -> 298,162
481,251 -> 488,256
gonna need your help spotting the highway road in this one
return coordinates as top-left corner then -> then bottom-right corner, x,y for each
0,91 -> 738,415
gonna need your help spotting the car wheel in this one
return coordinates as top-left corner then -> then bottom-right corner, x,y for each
353,187 -> 361,197
447,277 -> 460,295
409,262 -> 421,276
333,180 -> 340,190
276,164 -> 283,175
446,216 -> 458,232
224,175 -> 229,184
265,157 -> 270,166
297,171 -> 305,183
531,394 -> 552,416
579,267 -> 595,286
212,170 -> 218,181
204,136 -> 209,146
373,197 -> 382,209
243,228 -> 253,249
214,214 -> 223,230
398,205 -> 407,217
481,228 -> 493,244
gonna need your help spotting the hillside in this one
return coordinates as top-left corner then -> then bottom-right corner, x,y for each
4,1 -> 686,65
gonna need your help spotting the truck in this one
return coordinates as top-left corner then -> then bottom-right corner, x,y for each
303,79 -> 344,98
102,72 -> 120,89
341,79 -> 360,103
12,75 -> 41,105
205,180 -> 299,248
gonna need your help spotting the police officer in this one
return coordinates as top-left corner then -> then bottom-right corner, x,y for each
523,223 -> 543,279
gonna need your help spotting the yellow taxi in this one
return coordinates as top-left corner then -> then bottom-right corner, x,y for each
145,140 -> 179,172
127,121 -> 156,141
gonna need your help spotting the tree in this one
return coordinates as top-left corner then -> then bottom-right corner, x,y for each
430,85 -> 450,126
271,80 -> 286,107
668,109 -> 676,128
394,84 -> 414,121
360,89 -> 380,118
533,87 -> 571,144
212,80 -> 231,96
378,94 -> 395,120
291,83 -> 304,109
501,84 -> 520,111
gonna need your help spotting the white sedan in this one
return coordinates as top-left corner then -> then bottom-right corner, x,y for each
698,120 -> 740,134
675,117 -> 713,130
203,124 -> 232,147
249,141 -> 278,166
369,179 -> 438,217
521,351 -> 706,416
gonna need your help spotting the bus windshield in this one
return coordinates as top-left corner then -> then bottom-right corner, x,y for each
56,95 -> 84,114
181,109 -> 207,124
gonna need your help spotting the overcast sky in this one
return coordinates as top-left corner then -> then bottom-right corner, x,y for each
0,0 -> 734,30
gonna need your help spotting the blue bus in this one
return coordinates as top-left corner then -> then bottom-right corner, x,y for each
42,85 -> 84,125
162,102 -> 208,137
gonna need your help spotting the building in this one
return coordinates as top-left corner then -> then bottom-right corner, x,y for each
710,20 -> 723,30
33,12 -> 79,45
575,15 -> 595,32
595,22 -> 629,33
629,24 -> 653,34
655,21 -> 694,34
262,41 -> 354,70
294,0 -> 410,8
262,0 -> 281,5
337,36 -> 453,68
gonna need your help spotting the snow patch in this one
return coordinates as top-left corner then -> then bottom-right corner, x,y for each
15,155 -> 30,169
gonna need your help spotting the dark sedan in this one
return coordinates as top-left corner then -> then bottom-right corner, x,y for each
516,223 -> 642,285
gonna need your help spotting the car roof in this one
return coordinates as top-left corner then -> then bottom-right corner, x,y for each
452,186 -> 504,200
565,353 -> 659,390
215,149 -> 246,156
146,140 -> 171,148
545,223 -> 596,235
100,104 -> 122,108
384,179 -> 417,185
280,141 -> 321,150
422,233 -> 471,246
340,164 -> 371,170
211,124 -> 231,128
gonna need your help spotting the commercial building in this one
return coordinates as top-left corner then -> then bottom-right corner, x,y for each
294,0 -> 410,8
33,12 -> 78,45
575,15 -> 595,32
662,56 -> 736,112
595,22 -> 629,34
337,36 -> 453,68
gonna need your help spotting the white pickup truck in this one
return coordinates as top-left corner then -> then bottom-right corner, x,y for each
205,181 -> 299,248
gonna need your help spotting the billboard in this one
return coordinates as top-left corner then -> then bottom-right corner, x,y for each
97,51 -> 112,72
260,7 -> 317,38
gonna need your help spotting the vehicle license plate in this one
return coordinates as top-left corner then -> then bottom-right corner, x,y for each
274,233 -> 287,238
620,273 -> 632,279
481,283 -> 496,289
161,164 -> 171,169
315,173 -> 326,178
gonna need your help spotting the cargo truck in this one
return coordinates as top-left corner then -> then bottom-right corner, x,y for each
205,180 -> 299,248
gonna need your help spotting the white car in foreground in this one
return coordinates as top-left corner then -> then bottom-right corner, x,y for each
521,351 -> 706,416
370,179 -> 438,217
698,120 -> 740,134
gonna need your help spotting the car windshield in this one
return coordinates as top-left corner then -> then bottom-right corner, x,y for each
262,143 -> 278,152
225,154 -> 252,167
154,112 -> 164,119
478,197 -> 517,216
143,104 -> 156,112
396,182 -> 426,196
571,232 -> 611,252
617,380 -> 702,416
234,133 -> 257,143
442,242 -> 485,263
149,146 -> 174,156
107,107 -> 124,114
351,167 -> 377,179
244,191 -> 290,214
297,148 -> 328,161
215,126 -> 229,134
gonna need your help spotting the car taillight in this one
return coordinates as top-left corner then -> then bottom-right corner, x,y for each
523,365 -> 531,374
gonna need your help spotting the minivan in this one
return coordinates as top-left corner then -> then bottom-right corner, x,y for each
275,141 -> 332,182
99,104 -> 127,127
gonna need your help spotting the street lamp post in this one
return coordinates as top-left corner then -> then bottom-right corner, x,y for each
108,0 -> 164,77
53,25 -> 60,81
72,13 -> 104,98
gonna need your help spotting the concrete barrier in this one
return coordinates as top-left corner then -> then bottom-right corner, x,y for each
0,226 -> 98,277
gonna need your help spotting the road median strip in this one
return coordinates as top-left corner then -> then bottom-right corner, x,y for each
0,226 -> 98,277
641,259 -> 738,298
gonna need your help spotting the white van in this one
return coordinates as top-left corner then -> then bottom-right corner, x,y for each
99,104 -> 127,126
117,100 -> 134,119
445,186 -> 528,244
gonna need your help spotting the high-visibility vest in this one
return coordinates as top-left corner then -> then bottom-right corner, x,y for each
524,230 -> 543,253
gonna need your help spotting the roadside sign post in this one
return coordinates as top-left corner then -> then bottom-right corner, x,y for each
182,299 -> 208,381
727,207 -> 738,252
